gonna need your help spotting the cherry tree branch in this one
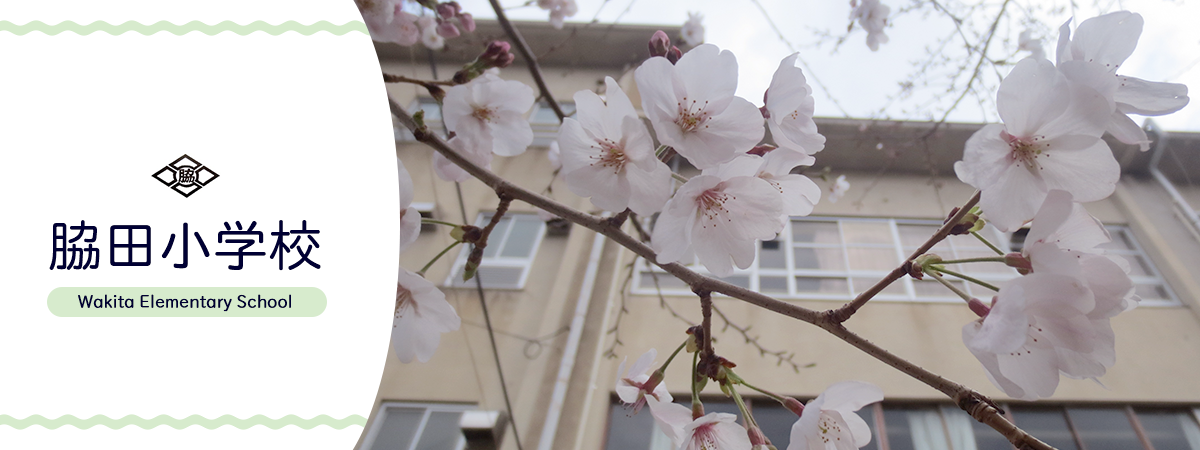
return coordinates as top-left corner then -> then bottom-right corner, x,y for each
486,0 -> 567,123
711,304 -> 806,373
392,99 -> 1055,450
383,73 -> 456,86
697,289 -> 714,358
826,190 -> 980,323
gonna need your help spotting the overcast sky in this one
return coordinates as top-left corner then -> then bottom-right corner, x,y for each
455,0 -> 1199,132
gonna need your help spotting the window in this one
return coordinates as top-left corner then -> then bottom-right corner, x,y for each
530,101 -> 575,147
605,400 -> 1200,450
634,217 -> 1018,302
634,217 -> 1179,305
1097,225 -> 1178,306
362,402 -> 472,450
445,213 -> 546,289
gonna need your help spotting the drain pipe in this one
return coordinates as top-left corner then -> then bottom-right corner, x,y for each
538,222 -> 608,450
1146,120 -> 1200,240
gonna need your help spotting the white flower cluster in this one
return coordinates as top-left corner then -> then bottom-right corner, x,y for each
556,44 -> 827,277
615,348 -> 884,450
956,11 -> 1189,232
357,0 -> 476,50
537,0 -> 578,29
963,190 -> 1136,400
954,11 -> 1188,400
394,158 -> 462,364
850,0 -> 890,51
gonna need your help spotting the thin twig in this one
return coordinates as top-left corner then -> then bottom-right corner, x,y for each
486,0 -> 566,123
933,266 -> 1000,292
745,0 -> 851,118
921,0 -> 1011,140
827,190 -> 981,323
603,259 -> 637,358
392,100 -> 1055,450
383,73 -> 456,86
712,304 -> 805,373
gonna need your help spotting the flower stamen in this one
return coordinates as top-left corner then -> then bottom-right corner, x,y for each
396,286 -> 416,318
696,188 -> 733,226
675,97 -> 712,132
471,106 -> 497,122
588,138 -> 628,173
1001,130 -> 1049,172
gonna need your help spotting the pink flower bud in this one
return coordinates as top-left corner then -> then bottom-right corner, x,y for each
968,297 -> 991,318
458,12 -> 475,32
480,40 -> 515,68
1004,252 -> 1032,275
648,30 -> 672,58
436,2 -> 457,19
437,20 -> 461,38
643,369 -> 665,394
667,46 -> 682,64
783,397 -> 805,417
748,425 -> 769,446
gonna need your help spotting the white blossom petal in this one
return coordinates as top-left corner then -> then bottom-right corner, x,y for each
1068,11 -> 1142,69
393,268 -> 460,363
1115,76 -> 1190,115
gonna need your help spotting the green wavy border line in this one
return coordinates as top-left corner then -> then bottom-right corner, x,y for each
0,414 -> 366,430
0,20 -> 367,36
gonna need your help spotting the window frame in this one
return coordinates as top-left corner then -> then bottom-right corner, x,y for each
605,398 -> 1200,450
633,216 -> 1179,306
1099,225 -> 1180,307
633,216 -> 1018,303
361,401 -> 474,450
529,100 -> 575,148
443,212 -> 547,290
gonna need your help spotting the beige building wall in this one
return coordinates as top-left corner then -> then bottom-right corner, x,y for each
366,21 -> 1200,450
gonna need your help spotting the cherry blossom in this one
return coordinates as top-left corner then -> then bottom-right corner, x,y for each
764,54 -> 826,156
645,398 -> 693,447
953,57 -> 1116,231
357,0 -> 420,46
1022,190 -> 1110,255
537,0 -> 578,29
394,268 -> 461,363
643,400 -> 750,450
443,74 -> 535,157
419,16 -> 446,50
398,157 -> 420,254
1056,11 -> 1190,151
962,191 -> 1136,399
1022,190 -> 1138,314
828,175 -> 849,203
1018,29 -> 1045,60
635,44 -> 765,170
709,151 -> 820,225
788,381 -> 883,450
558,77 -> 672,215
433,133 -> 492,182
652,173 -> 783,277
850,0 -> 890,51
615,348 -> 671,414
680,412 -> 753,450
681,12 -> 705,45
962,273 -> 1104,400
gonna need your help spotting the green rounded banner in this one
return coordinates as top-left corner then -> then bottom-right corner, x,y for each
48,287 -> 326,317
